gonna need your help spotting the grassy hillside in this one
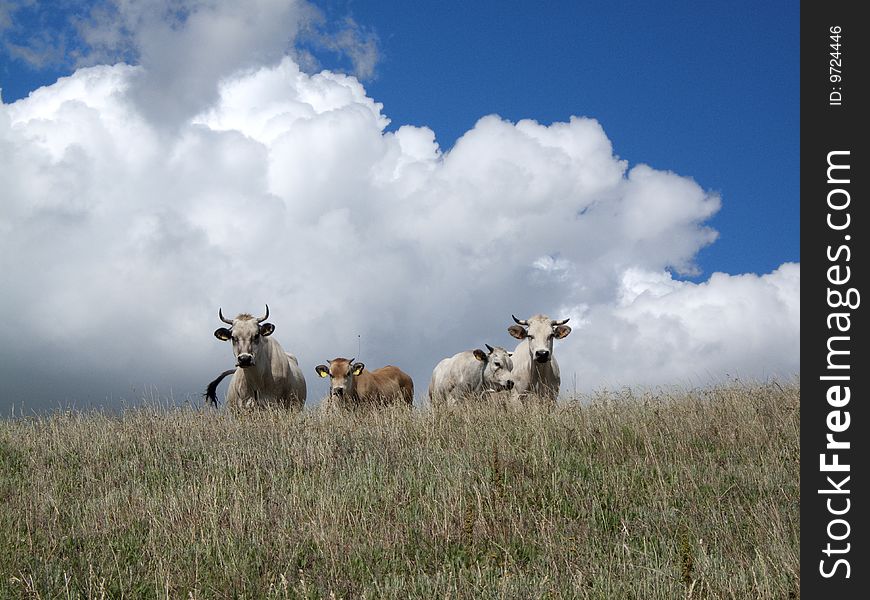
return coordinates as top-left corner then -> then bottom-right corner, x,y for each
0,381 -> 799,599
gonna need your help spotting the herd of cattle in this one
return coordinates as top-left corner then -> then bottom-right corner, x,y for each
204,306 -> 572,410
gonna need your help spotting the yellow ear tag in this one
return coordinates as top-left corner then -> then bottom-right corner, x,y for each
319,370 -> 329,378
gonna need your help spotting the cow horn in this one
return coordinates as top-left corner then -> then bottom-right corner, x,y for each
256,304 -> 270,323
219,308 -> 233,325
551,318 -> 570,326
512,314 -> 529,327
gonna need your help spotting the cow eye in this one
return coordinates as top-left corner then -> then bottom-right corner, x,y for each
493,362 -> 501,369
527,335 -> 535,340
253,334 -> 260,343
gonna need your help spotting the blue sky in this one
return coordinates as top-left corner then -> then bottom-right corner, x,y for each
324,1 -> 801,279
0,1 -> 799,409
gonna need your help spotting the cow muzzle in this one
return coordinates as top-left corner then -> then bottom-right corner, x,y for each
534,350 -> 551,363
237,353 -> 254,368
505,380 -> 515,390
332,387 -> 345,398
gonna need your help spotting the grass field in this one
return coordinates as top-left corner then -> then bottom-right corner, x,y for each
0,380 -> 799,599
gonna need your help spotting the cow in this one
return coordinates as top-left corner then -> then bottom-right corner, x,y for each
507,314 -> 571,404
428,344 -> 514,406
204,305 -> 307,410
314,358 -> 413,409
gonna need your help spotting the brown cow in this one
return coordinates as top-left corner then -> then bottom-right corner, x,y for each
314,357 -> 413,409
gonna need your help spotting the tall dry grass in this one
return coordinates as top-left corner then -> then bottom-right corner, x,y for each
0,380 -> 799,599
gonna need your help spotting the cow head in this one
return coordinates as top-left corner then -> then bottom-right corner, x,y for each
214,305 -> 274,368
315,357 -> 364,400
474,344 -> 515,390
507,314 -> 571,363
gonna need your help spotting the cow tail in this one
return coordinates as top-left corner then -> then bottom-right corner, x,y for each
203,369 -> 236,407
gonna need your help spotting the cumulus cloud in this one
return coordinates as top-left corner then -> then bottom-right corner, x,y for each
1,1 -> 379,126
561,263 -> 800,392
0,48 -> 798,410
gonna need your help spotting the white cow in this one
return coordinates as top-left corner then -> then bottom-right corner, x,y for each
507,314 -> 571,403
205,305 -> 307,410
428,344 -> 514,406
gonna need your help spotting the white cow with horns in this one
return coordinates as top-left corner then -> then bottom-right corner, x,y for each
428,344 -> 515,406
204,305 -> 306,410
507,314 -> 571,403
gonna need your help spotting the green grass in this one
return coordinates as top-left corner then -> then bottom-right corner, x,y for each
0,380 -> 799,599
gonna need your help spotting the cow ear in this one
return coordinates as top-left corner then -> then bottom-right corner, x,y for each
259,323 -> 275,337
214,328 -> 232,341
472,349 -> 487,362
507,325 -> 527,340
315,365 -> 330,378
352,363 -> 365,376
554,325 -> 572,339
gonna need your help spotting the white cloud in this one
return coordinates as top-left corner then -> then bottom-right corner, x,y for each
562,263 -> 800,392
0,53 -> 799,410
84,0 -> 318,127
1,1 -> 379,127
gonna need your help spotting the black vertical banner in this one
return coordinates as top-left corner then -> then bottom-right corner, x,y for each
801,2 -> 867,597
